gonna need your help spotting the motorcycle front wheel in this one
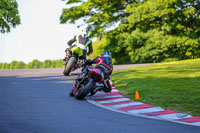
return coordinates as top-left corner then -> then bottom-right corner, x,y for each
63,57 -> 76,76
75,78 -> 96,100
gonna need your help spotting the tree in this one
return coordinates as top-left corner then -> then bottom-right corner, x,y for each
0,63 -> 10,69
116,0 -> 200,63
15,61 -> 25,69
0,0 -> 21,33
50,60 -> 56,68
43,59 -> 52,68
0,63 -> 3,69
60,0 -> 137,37
93,0 -> 200,63
25,59 -> 42,69
10,60 -> 18,69
55,59 -> 63,68
119,0 -> 200,36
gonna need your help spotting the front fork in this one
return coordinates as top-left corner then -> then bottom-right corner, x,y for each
72,82 -> 78,95
72,76 -> 88,95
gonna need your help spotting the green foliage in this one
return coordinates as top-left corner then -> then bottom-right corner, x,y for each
15,61 -> 26,69
0,59 -> 64,69
0,63 -> 10,69
10,60 -> 17,69
25,59 -> 42,69
51,60 -> 56,68
0,0 -> 21,33
88,38 -> 107,59
60,0 -> 137,37
9,61 -> 25,69
60,0 -> 200,64
0,61 -> 25,69
161,58 -> 179,62
118,29 -> 200,63
55,59 -> 63,68
123,0 -> 200,35
117,0 -> 200,63
104,30 -> 132,64
42,59 -> 52,68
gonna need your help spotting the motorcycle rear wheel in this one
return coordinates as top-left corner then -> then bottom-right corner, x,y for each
63,57 -> 76,76
75,78 -> 96,100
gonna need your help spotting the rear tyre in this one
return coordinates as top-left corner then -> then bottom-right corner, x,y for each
63,57 -> 76,76
75,78 -> 96,100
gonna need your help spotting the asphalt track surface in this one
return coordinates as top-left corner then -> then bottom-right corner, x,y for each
0,64 -> 199,133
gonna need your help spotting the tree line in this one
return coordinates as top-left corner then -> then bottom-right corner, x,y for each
0,59 -> 64,69
60,0 -> 200,64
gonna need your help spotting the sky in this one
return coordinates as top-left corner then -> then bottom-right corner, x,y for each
0,0 -> 85,64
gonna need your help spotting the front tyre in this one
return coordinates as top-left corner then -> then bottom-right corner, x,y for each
75,78 -> 96,100
63,57 -> 76,76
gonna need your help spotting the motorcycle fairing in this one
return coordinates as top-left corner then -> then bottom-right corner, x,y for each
89,69 -> 104,81
71,46 -> 83,57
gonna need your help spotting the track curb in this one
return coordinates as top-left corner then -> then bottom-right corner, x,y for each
86,85 -> 200,127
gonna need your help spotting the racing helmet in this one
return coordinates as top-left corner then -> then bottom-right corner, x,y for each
80,29 -> 88,37
101,50 -> 111,57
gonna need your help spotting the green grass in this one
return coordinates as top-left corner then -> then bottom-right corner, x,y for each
112,58 -> 200,116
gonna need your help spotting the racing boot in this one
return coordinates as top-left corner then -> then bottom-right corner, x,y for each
63,56 -> 68,61
69,89 -> 74,96
103,79 -> 112,92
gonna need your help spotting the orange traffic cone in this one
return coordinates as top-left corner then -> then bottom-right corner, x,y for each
135,90 -> 140,100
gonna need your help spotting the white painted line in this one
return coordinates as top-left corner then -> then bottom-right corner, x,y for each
91,95 -> 123,99
98,98 -> 130,104
111,89 -> 119,92
190,122 -> 200,126
127,107 -> 164,114
94,89 -> 119,95
109,102 -> 144,109
87,99 -> 129,114
154,113 -> 192,120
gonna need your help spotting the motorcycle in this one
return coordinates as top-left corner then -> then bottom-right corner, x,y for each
70,66 -> 110,100
63,46 -> 84,76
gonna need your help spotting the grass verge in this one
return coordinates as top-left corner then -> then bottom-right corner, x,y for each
112,58 -> 200,116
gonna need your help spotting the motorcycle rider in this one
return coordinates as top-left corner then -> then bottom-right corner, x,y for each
63,29 -> 93,61
70,50 -> 113,96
